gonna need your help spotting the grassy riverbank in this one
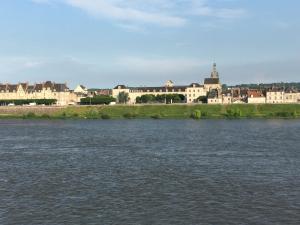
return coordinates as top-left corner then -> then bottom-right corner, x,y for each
0,104 -> 300,119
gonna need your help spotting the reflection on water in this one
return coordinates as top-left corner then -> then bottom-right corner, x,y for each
0,119 -> 300,225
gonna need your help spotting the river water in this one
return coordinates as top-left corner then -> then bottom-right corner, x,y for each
0,119 -> 299,225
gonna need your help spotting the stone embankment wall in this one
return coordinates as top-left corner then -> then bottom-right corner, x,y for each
0,106 -> 65,116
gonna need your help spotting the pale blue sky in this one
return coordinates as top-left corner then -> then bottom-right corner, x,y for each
0,0 -> 299,88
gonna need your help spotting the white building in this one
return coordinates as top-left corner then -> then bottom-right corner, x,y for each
247,90 -> 266,104
0,81 -> 80,106
112,63 -> 222,104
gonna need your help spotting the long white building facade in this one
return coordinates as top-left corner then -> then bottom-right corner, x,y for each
113,63 -> 222,104
0,81 -> 79,105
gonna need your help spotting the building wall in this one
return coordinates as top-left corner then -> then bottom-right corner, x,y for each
0,84 -> 79,106
112,86 -> 207,104
248,97 -> 266,104
186,87 -> 206,103
208,98 -> 222,104
266,91 -> 284,104
284,93 -> 298,103
204,84 -> 222,92
222,95 -> 232,104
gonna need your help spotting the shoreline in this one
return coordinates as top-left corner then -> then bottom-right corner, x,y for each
0,104 -> 299,119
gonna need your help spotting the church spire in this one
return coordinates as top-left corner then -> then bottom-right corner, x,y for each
211,62 -> 219,79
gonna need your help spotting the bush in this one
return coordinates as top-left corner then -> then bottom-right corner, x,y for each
80,95 -> 116,105
136,94 -> 186,104
72,113 -> 79,118
23,112 -> 36,119
191,110 -> 202,119
59,112 -> 67,119
275,112 -> 297,118
226,109 -> 242,118
85,109 -> 100,119
41,114 -> 51,119
123,112 -> 137,119
101,114 -> 111,119
0,99 -> 57,106
151,114 -> 162,119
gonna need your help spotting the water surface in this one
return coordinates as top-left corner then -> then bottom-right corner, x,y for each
0,119 -> 299,225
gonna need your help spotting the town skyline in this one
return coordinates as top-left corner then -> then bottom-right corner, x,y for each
0,0 -> 299,87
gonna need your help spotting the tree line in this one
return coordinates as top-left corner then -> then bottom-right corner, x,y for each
136,94 -> 185,104
0,99 -> 57,105
80,95 -> 116,105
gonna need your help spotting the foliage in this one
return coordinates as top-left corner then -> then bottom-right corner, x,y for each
0,99 -> 57,106
118,92 -> 129,104
2,104 -> 300,120
151,114 -> 162,119
136,94 -> 185,104
191,110 -> 202,119
23,112 -> 36,119
80,95 -> 116,105
136,94 -> 156,103
196,96 -> 208,103
101,114 -> 111,119
123,112 -> 138,119
225,109 -> 242,118
85,109 -> 100,119
41,114 -> 51,119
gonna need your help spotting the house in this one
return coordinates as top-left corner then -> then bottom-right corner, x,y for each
74,85 -> 88,95
247,90 -> 266,104
284,88 -> 299,103
222,90 -> 233,104
266,88 -> 285,104
207,89 -> 222,104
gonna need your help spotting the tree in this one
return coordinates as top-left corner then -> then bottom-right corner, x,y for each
80,95 -> 116,105
118,92 -> 129,104
136,94 -> 156,103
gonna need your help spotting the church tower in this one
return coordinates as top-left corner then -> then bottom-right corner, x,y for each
211,63 -> 219,79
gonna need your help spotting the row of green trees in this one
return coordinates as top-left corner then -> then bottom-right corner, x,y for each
0,99 -> 57,105
136,94 -> 185,104
80,95 -> 116,105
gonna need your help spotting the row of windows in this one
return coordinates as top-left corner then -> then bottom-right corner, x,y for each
130,89 -> 185,93
188,89 -> 203,93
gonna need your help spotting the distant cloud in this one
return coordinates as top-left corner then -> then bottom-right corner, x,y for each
31,0 -> 246,28
188,1 -> 246,19
116,56 -> 209,73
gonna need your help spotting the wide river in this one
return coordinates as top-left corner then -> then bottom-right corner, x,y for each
0,119 -> 299,225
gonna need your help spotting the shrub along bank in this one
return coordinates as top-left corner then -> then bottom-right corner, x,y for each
0,99 -> 57,106
1,104 -> 299,119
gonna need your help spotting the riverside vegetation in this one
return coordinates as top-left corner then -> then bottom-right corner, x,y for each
0,104 -> 300,119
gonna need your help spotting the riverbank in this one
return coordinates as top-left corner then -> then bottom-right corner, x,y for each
0,104 -> 300,119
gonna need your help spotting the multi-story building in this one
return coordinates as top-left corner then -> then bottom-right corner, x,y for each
207,89 -> 223,104
247,90 -> 266,104
266,88 -> 285,104
112,63 -> 222,104
0,81 -> 79,105
284,88 -> 299,103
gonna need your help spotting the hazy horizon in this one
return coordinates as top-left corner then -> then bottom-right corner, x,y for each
0,0 -> 299,88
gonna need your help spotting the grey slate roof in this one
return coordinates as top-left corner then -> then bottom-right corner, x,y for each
204,78 -> 220,85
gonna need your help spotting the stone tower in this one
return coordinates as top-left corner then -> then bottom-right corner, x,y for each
211,63 -> 219,79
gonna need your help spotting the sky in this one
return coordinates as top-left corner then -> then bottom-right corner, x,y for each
0,0 -> 299,88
